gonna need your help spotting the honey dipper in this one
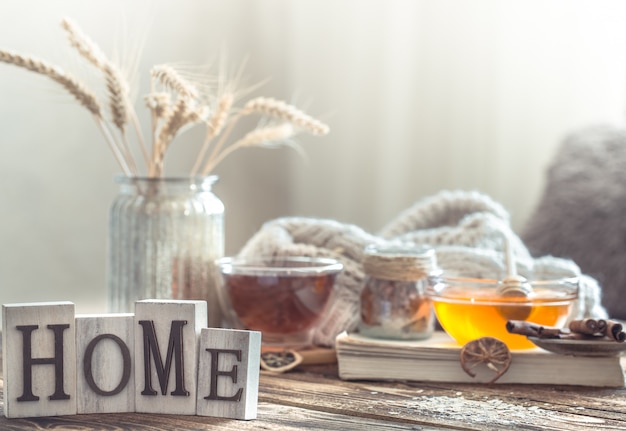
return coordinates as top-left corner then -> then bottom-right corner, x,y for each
496,232 -> 533,320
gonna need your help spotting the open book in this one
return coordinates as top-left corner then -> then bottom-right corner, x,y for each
336,331 -> 625,387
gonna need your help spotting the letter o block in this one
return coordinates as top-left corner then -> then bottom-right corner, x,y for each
75,314 -> 134,413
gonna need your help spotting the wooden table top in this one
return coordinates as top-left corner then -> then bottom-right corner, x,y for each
1,351 -> 626,431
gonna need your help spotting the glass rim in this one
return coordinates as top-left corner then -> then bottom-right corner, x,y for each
217,256 -> 343,276
427,275 -> 579,302
114,174 -> 219,186
432,275 -> 580,287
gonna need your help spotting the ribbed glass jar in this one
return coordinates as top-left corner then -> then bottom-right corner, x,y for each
107,176 -> 224,326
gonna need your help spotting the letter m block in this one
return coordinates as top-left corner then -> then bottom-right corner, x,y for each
134,300 -> 207,415
2,301 -> 76,418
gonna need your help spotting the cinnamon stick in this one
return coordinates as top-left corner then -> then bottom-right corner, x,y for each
506,320 -> 542,337
506,321 -> 562,338
555,332 -> 601,341
538,327 -> 563,338
605,320 -> 625,342
568,318 -> 599,335
507,319 -> 626,342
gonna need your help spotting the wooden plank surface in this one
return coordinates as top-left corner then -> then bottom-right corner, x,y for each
0,402 -> 447,430
259,365 -> 626,430
1,335 -> 625,430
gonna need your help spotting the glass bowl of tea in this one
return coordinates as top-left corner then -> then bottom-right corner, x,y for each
216,256 -> 343,347
426,275 -> 579,350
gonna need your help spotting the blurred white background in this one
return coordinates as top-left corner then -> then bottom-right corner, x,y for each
2,0 -> 626,315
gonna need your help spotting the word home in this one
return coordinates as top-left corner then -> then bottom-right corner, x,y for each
2,300 -> 261,420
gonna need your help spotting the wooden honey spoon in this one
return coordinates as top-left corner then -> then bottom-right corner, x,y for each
496,233 -> 533,321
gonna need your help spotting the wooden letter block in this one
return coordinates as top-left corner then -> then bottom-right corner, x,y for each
134,299 -> 207,415
196,328 -> 261,420
2,301 -> 76,418
75,313 -> 134,414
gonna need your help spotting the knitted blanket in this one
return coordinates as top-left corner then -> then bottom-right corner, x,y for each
238,190 -> 607,346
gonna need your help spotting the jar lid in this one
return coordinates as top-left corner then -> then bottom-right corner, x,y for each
362,244 -> 437,281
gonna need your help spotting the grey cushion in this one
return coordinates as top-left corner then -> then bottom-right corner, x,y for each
522,125 -> 626,319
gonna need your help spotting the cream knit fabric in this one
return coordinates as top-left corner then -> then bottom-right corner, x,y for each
238,190 -> 607,346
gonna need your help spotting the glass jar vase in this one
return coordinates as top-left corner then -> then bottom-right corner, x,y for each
107,176 -> 224,326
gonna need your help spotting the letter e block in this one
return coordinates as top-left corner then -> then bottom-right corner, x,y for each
76,313 -> 134,414
134,299 -> 207,415
196,328 -> 261,420
2,301 -> 76,418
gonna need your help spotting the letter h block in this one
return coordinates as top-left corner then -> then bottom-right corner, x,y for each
134,299 -> 207,415
196,328 -> 261,420
2,301 -> 76,418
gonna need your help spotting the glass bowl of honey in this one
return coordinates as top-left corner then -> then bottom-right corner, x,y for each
216,256 -> 343,347
427,275 -> 579,350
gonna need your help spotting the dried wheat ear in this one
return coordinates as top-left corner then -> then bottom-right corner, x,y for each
0,16 -> 331,178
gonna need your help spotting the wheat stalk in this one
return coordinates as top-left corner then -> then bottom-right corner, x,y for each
201,123 -> 295,175
61,16 -> 128,128
96,121 -> 135,177
102,65 -> 129,130
103,63 -> 140,174
145,92 -> 172,118
235,123 -> 295,147
145,91 -> 171,168
198,95 -> 329,175
151,65 -> 199,100
4,18 -> 331,178
0,49 -> 101,116
157,99 -> 208,147
61,17 -> 106,67
150,98 -> 188,176
206,94 -> 233,137
61,17 -> 146,172
243,97 -> 329,135
0,49 -> 138,175
190,93 -> 234,176
148,64 -> 207,175
150,98 -> 207,176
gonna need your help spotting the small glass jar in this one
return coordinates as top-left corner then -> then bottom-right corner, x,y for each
358,244 -> 437,340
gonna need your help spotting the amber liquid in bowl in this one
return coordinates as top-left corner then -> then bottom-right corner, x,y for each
433,288 -> 573,350
223,272 -> 337,343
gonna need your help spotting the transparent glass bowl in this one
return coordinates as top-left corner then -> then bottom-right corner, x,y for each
216,256 -> 343,347
426,276 -> 579,350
